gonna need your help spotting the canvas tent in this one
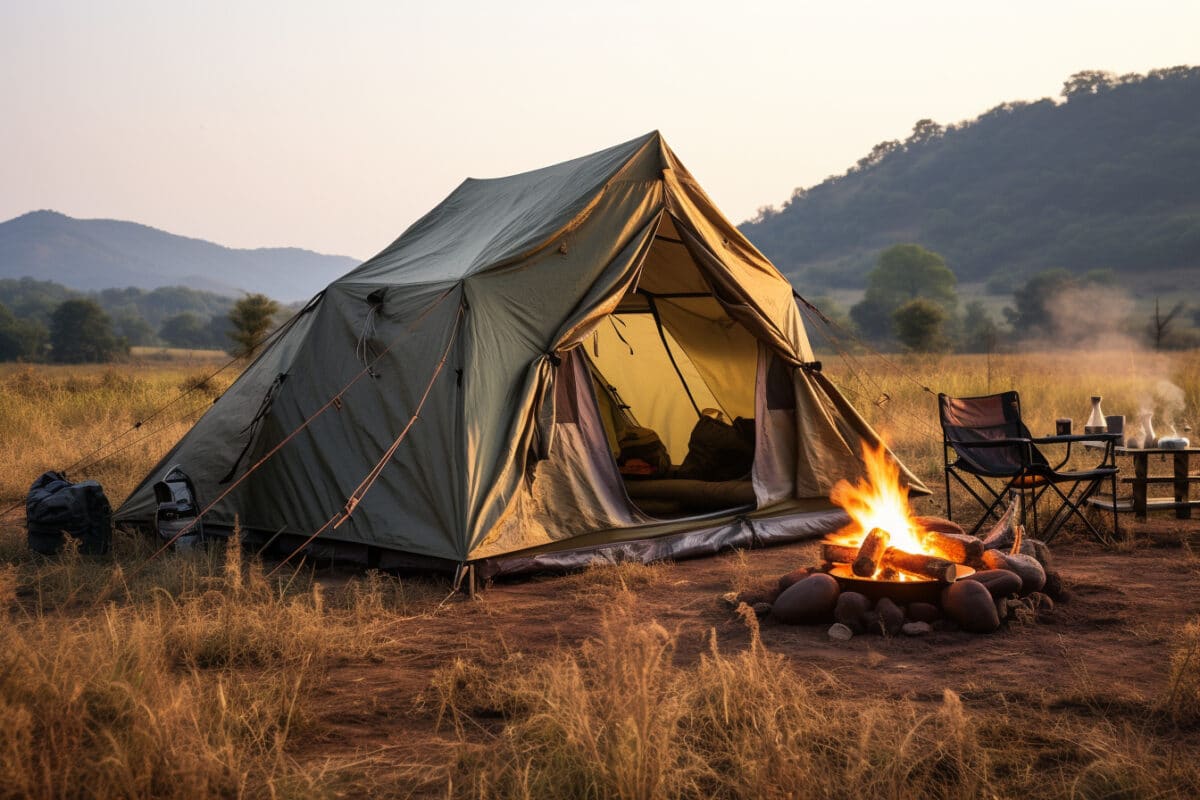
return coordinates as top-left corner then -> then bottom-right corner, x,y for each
115,131 -> 926,577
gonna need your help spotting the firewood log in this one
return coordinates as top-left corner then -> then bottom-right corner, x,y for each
882,548 -> 957,582
820,542 -> 859,564
852,528 -> 890,577
921,530 -> 983,564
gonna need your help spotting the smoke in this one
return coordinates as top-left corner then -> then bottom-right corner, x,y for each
1149,379 -> 1188,435
1031,282 -> 1191,440
1044,284 -> 1138,350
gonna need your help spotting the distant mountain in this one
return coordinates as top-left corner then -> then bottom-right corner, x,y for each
0,210 -> 360,300
740,66 -> 1200,293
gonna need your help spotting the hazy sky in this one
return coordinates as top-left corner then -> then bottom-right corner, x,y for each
1,1 -> 1196,261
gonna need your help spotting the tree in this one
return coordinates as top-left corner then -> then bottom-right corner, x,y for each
906,119 -> 944,146
1002,269 -> 1076,338
49,299 -> 126,363
159,312 -> 211,348
1061,70 -> 1116,98
1149,298 -> 1186,350
111,311 -> 155,346
892,299 -> 950,352
850,244 -> 957,340
0,302 -> 47,361
960,300 -> 1001,353
227,294 -> 281,357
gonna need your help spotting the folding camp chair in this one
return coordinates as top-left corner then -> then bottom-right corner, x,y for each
938,391 -> 1120,543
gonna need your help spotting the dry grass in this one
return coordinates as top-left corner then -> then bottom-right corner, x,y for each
436,598 -> 1200,799
2,350 -> 1200,797
0,523 -> 445,799
0,359 -> 236,505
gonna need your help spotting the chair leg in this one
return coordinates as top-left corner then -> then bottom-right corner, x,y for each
944,466 -> 952,522
1111,470 -> 1121,542
1041,479 -> 1110,544
947,469 -> 1010,535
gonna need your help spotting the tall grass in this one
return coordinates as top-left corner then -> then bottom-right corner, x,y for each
438,598 -> 1200,799
0,360 -> 234,506
0,524 -> 444,799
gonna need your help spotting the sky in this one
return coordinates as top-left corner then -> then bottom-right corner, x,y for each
1,1 -> 1197,261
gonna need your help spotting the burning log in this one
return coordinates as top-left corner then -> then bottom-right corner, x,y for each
921,530 -> 983,565
882,548 -> 958,583
820,542 -> 860,564
852,528 -> 890,577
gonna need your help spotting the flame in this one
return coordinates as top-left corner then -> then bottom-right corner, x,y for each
829,440 -> 926,578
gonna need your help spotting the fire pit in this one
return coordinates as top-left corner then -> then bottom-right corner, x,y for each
826,562 -> 974,605
729,442 -> 1062,637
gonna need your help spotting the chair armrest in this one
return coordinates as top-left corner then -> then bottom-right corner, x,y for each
1032,432 -> 1120,470
1033,433 -> 1121,445
947,437 -> 1032,449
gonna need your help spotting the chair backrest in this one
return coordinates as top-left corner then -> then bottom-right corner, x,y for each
938,391 -> 1048,475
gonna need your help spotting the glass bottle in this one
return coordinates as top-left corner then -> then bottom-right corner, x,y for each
1084,396 -> 1107,434
1140,411 -> 1156,449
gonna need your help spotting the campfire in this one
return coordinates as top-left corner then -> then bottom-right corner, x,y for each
728,441 -> 1064,637
822,442 -> 978,594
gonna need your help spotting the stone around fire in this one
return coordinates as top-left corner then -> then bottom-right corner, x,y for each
772,573 -> 840,624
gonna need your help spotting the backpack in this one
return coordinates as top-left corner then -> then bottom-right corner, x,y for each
617,426 -> 671,478
676,413 -> 756,481
26,471 -> 112,555
154,465 -> 205,551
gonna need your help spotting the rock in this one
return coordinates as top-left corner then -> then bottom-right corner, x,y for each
906,602 -> 941,623
1027,592 -> 1054,615
916,516 -> 965,537
778,566 -> 821,592
1031,539 -> 1054,569
720,591 -> 740,609
738,579 -> 783,606
1001,553 -> 1046,596
964,569 -> 1023,599
827,623 -> 854,641
902,621 -> 933,636
772,573 -> 840,624
941,580 -> 1001,633
834,591 -> 871,633
861,610 -> 882,634
997,597 -> 1026,620
876,597 -> 905,635
752,602 -> 772,618
1042,570 -> 1064,600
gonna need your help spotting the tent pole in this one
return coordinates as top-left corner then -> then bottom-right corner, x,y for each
645,295 -> 702,417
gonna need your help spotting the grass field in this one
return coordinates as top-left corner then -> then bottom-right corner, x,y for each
1,348 -> 1199,797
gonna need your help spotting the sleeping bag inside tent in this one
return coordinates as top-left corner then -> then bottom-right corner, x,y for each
114,130 -> 927,577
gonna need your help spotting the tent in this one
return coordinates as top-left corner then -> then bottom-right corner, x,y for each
115,131 -> 926,578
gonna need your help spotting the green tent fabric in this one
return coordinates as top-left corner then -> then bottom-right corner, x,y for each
115,132 -> 927,574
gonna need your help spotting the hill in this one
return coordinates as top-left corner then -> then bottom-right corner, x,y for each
740,66 -> 1200,294
0,210 -> 359,301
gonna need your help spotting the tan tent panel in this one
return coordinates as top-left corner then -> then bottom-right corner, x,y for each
115,132 -> 926,576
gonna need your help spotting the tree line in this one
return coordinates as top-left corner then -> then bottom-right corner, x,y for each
742,65 -> 1200,289
814,243 -> 1200,354
0,278 -> 283,362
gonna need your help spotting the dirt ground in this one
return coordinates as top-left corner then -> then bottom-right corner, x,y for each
297,518 -> 1200,790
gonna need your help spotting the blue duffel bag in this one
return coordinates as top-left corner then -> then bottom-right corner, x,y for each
26,471 -> 112,555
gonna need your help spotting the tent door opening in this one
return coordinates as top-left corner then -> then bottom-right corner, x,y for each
583,220 -> 762,518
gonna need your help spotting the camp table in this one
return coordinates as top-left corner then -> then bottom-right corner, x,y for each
1085,443 -> 1200,520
